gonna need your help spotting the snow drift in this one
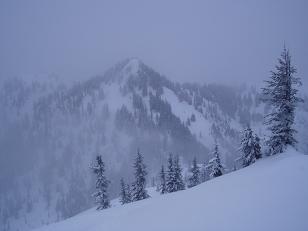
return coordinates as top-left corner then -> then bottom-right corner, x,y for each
35,148 -> 308,231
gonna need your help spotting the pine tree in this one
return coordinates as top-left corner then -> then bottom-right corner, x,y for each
207,144 -> 224,178
131,149 -> 149,201
166,154 -> 185,192
201,162 -> 209,183
239,126 -> 262,167
159,165 -> 167,194
126,184 -> 132,202
90,155 -> 110,210
119,178 -> 131,205
253,134 -> 262,160
173,155 -> 185,191
262,46 -> 303,155
166,153 -> 176,193
119,178 -> 127,205
188,157 -> 201,188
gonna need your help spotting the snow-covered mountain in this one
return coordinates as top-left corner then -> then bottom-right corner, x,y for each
1,58 -> 307,231
34,148 -> 308,231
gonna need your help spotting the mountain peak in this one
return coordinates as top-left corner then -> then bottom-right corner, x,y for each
123,57 -> 142,75
101,57 -> 144,84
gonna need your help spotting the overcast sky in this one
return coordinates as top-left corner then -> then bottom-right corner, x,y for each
0,0 -> 307,88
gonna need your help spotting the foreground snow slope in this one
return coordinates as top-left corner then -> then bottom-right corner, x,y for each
35,149 -> 308,231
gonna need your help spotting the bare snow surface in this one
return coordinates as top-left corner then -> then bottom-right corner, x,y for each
34,148 -> 308,231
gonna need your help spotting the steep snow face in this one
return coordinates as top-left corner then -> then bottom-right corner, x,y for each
162,87 -> 214,147
35,149 -> 308,231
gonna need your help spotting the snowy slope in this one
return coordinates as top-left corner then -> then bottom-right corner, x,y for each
35,149 -> 308,231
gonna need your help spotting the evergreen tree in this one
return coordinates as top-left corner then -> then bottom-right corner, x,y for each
166,153 -> 176,193
262,46 -> 303,155
207,144 -> 224,178
201,162 -> 209,183
90,155 -> 110,210
119,178 -> 127,205
126,184 -> 133,202
131,149 -> 149,201
253,134 -> 262,160
126,184 -> 132,203
239,126 -> 262,167
188,157 -> 201,188
119,178 -> 131,205
173,155 -> 186,191
159,165 -> 167,194
166,154 -> 185,192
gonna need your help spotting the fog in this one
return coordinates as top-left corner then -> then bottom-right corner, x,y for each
1,1 -> 308,231
0,0 -> 307,88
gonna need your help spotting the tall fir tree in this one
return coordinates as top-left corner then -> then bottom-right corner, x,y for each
239,126 -> 262,167
166,154 -> 185,192
262,46 -> 303,155
131,149 -> 149,201
126,184 -> 132,203
207,144 -> 224,178
159,165 -> 167,194
188,157 -> 201,188
119,178 -> 131,205
90,155 -> 110,210
166,153 -> 176,193
173,155 -> 186,191
253,135 -> 262,160
201,162 -> 209,183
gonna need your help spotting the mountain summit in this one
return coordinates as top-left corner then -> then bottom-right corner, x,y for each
101,57 -> 143,84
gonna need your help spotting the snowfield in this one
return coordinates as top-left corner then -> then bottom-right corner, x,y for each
34,148 -> 308,231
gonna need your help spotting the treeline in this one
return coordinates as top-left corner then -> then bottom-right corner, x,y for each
90,136 -> 256,210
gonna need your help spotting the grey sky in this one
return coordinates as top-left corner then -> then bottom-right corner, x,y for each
0,0 -> 307,88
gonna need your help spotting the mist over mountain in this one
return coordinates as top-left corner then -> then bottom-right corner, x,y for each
1,58 -> 307,231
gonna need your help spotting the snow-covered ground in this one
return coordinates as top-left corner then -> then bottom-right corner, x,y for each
34,148 -> 308,231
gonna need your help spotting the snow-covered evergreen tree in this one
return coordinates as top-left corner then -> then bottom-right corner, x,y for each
126,184 -> 132,203
90,155 -> 110,210
188,157 -> 201,188
173,155 -> 186,191
239,126 -> 262,167
131,149 -> 149,201
262,46 -> 303,155
201,161 -> 210,183
119,178 -> 131,205
166,154 -> 185,192
159,165 -> 167,194
207,144 -> 224,178
254,135 -> 262,160
166,153 -> 176,193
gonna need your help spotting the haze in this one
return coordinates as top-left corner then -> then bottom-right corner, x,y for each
0,0 -> 307,88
